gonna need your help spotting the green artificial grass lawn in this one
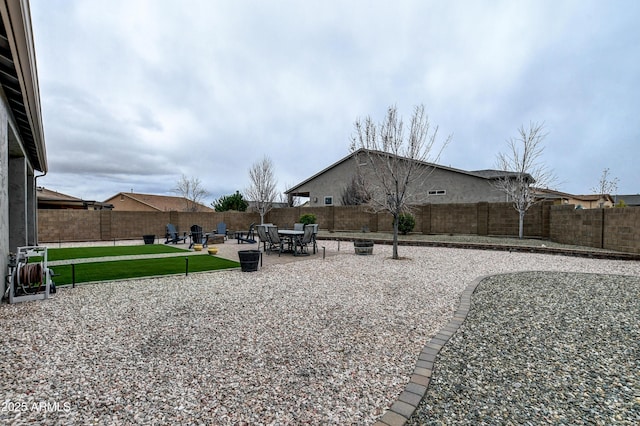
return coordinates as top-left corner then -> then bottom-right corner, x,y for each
51,255 -> 240,285
43,245 -> 186,262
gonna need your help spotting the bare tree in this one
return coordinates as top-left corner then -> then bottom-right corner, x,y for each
591,168 -> 618,207
350,104 -> 451,259
246,156 -> 278,224
494,122 -> 556,239
173,174 -> 210,212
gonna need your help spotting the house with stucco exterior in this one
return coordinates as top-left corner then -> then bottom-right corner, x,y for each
104,191 -> 214,212
285,149 -> 519,207
1,0 -> 46,297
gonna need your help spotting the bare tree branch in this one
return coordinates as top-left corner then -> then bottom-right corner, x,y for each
493,122 -> 556,238
591,167 -> 619,196
173,174 -> 210,212
245,156 -> 278,224
350,104 -> 451,259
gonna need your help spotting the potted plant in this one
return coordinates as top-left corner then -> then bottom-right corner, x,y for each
299,213 -> 316,226
143,235 -> 155,245
354,239 -> 374,255
238,250 -> 260,272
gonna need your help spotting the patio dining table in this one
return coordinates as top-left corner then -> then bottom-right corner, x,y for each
277,229 -> 304,254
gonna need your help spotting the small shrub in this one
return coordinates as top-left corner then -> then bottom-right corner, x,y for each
299,213 -> 316,225
397,213 -> 415,235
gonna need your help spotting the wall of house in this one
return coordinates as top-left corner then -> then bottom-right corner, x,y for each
1,99 -> 40,296
0,98 -> 8,297
105,195 -> 156,211
295,157 -> 510,207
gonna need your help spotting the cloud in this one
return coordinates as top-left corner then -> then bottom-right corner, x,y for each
32,0 -> 640,202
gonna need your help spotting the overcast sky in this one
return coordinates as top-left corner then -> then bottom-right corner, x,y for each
31,0 -> 639,204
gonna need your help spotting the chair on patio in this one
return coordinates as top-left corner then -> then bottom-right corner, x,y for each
236,223 -> 257,244
309,223 -> 319,254
164,224 -> 187,244
294,224 -> 315,256
213,222 -> 228,240
293,223 -> 304,231
189,225 -> 208,249
267,226 -> 285,256
256,224 -> 272,252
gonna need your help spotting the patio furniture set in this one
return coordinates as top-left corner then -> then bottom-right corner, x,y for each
164,223 -> 228,248
256,223 -> 318,256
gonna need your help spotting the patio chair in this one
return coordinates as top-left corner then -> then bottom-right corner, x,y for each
267,226 -> 285,256
294,225 -> 315,256
164,224 -> 187,244
256,225 -> 272,252
293,223 -> 304,231
236,223 -> 257,244
189,225 -> 208,249
213,222 -> 228,240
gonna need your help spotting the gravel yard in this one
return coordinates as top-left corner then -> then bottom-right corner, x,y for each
408,271 -> 640,425
1,241 -> 639,425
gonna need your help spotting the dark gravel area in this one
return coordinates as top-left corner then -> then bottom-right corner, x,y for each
408,271 -> 640,425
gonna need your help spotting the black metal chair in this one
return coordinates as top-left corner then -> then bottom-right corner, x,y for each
294,225 -> 315,256
267,226 -> 285,256
236,223 -> 257,244
256,225 -> 272,252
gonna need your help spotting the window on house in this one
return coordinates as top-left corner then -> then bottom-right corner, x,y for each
324,196 -> 333,205
428,190 -> 446,195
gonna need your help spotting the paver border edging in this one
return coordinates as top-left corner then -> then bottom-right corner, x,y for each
373,274 -> 490,426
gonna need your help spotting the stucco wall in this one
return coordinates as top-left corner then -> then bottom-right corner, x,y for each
0,99 -> 8,296
295,157 -> 508,207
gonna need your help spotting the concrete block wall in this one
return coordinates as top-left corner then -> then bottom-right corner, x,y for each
550,205 -> 640,254
604,207 -> 640,253
431,203 -> 478,234
37,204 -> 640,254
39,210 -> 103,242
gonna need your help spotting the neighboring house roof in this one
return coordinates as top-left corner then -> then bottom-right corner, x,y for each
285,149 -> 531,194
534,187 -> 615,206
105,192 -> 214,212
0,0 -> 46,172
616,194 -> 640,206
37,187 -> 113,210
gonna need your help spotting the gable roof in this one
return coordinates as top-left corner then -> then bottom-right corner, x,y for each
285,149 -> 528,194
616,194 -> 640,206
37,187 -> 113,210
105,192 -> 214,212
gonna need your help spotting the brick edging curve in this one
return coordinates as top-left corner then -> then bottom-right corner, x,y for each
373,274 -> 489,426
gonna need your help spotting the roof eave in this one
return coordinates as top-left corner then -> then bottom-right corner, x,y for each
0,0 -> 46,172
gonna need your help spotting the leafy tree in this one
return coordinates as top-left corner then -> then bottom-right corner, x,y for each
299,213 -> 316,225
246,156 -> 278,224
350,104 -> 450,259
397,213 -> 415,235
173,174 -> 210,212
212,191 -> 248,212
493,122 -> 556,239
